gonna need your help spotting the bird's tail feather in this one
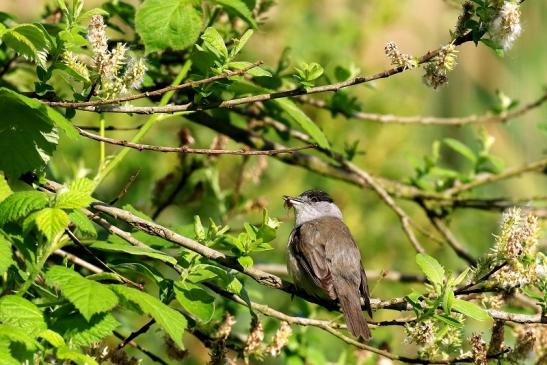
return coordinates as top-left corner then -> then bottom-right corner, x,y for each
337,287 -> 371,341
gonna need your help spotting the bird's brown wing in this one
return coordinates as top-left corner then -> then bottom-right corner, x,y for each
290,220 -> 336,299
296,216 -> 371,340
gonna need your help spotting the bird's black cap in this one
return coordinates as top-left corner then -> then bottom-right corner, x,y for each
298,189 -> 333,203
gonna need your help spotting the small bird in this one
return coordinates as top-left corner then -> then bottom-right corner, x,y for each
283,189 -> 372,341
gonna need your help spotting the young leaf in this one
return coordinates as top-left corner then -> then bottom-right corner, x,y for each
68,210 -> 97,238
174,281 -> 215,322
273,98 -> 330,149
202,27 -> 228,61
0,238 -> 14,275
213,0 -> 257,28
443,138 -> 477,163
135,0 -> 202,54
1,24 -> 50,68
237,255 -> 254,269
415,253 -> 445,291
452,298 -> 490,321
0,295 -> 47,334
55,190 -> 93,209
90,241 -> 178,266
56,346 -> 99,365
0,191 -> 49,224
45,266 -> 119,321
112,285 -> 187,349
230,29 -> 253,57
35,208 -> 70,241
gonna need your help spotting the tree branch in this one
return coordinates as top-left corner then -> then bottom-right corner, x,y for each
77,127 -> 318,156
298,91 -> 547,125
44,61 -> 264,108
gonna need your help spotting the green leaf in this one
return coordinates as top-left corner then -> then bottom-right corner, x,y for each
237,255 -> 253,269
136,0 -> 202,54
56,346 -> 99,365
273,98 -> 330,149
0,173 -> 13,203
443,138 -> 477,163
452,268 -> 469,287
45,265 -> 118,321
433,313 -> 463,328
230,29 -> 253,57
415,253 -> 445,292
228,61 -> 272,77
1,24 -> 50,67
0,191 -> 49,224
0,88 -> 77,177
90,240 -> 178,266
38,329 -> 65,348
441,288 -> 455,314
0,338 -> 19,365
0,296 -> 47,334
58,312 -> 120,347
68,210 -> 97,238
174,281 -> 215,322
0,324 -> 38,350
112,285 -> 187,349
55,178 -> 94,209
0,238 -> 14,275
202,27 -> 228,60
35,208 -> 70,241
452,298 -> 490,321
213,0 -> 257,28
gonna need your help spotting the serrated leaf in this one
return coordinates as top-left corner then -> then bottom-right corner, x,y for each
273,98 -> 330,149
35,208 -> 70,241
443,138 -> 477,163
0,88 -> 77,177
1,24 -> 50,67
112,285 -> 187,349
452,298 -> 490,321
45,266 -> 118,321
214,0 -> 257,28
0,324 -> 38,350
58,312 -> 120,347
174,281 -> 215,322
91,241 -> 178,266
55,190 -> 93,209
0,295 -> 47,334
0,173 -> 12,203
38,329 -> 65,348
416,253 -> 445,292
202,27 -> 228,60
68,210 -> 97,238
0,238 -> 14,275
136,0 -> 202,54
0,191 -> 49,224
56,346 -> 99,365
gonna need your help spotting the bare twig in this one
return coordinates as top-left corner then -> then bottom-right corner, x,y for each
77,127 -> 318,156
44,61 -> 264,108
299,92 -> 547,125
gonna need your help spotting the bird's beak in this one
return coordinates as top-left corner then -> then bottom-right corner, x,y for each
283,195 -> 303,208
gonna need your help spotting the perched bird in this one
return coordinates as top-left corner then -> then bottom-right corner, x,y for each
283,189 -> 372,341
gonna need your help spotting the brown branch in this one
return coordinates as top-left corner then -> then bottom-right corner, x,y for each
77,127 -> 318,156
454,262 -> 508,295
44,61 -> 264,108
54,32 -> 479,114
299,91 -> 547,125
443,158 -> 547,196
77,124 -> 144,131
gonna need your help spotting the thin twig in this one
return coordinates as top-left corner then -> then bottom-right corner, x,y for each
44,61 -> 264,108
117,319 -> 155,350
77,127 -> 318,156
454,262 -> 508,294
299,91 -> 547,125
113,331 -> 168,365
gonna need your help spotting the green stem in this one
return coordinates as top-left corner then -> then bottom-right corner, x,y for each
94,60 -> 192,186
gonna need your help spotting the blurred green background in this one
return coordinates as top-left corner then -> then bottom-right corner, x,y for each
4,0 -> 546,363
